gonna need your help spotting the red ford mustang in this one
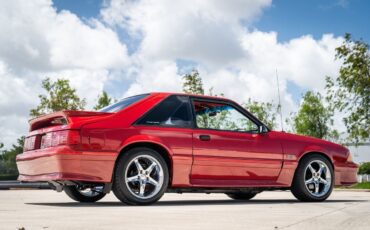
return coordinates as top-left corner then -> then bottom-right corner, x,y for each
16,92 -> 358,205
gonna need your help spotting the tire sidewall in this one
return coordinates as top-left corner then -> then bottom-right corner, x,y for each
113,147 -> 169,205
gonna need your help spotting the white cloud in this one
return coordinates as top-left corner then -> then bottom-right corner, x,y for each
101,0 -> 272,67
0,0 -> 130,147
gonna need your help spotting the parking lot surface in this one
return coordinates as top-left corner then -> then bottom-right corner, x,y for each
0,190 -> 369,230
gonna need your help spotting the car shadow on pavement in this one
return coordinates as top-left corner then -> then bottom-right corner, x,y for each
26,199 -> 368,207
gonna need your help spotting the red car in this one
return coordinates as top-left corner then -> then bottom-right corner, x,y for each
16,92 -> 358,205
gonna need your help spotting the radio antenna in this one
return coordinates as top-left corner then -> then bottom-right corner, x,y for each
276,69 -> 284,131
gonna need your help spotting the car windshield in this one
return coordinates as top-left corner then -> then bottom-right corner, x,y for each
98,94 -> 149,113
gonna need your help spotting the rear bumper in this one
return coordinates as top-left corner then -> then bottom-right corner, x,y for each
334,162 -> 358,186
16,146 -> 118,183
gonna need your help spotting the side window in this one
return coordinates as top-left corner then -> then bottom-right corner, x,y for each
193,100 -> 259,132
136,95 -> 192,128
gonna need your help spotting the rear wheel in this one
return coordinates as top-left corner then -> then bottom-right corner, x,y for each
64,185 -> 106,202
226,191 -> 258,200
291,154 -> 334,202
112,147 -> 169,205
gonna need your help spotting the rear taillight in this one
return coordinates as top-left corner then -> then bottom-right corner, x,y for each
24,135 -> 37,151
40,130 -> 80,149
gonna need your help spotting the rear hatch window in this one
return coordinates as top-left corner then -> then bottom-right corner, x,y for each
99,94 -> 149,113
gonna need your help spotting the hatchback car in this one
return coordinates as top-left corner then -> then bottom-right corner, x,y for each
16,92 -> 358,205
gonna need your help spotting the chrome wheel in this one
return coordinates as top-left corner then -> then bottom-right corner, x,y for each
304,160 -> 332,197
124,154 -> 164,199
77,186 -> 104,197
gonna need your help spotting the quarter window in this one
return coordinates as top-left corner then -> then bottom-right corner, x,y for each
193,100 -> 259,133
136,95 -> 192,128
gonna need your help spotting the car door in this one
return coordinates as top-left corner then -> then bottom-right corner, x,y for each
190,98 -> 283,187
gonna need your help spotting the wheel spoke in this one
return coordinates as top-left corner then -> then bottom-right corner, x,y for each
314,183 -> 319,194
146,162 -> 157,174
318,164 -> 325,176
126,175 -> 139,183
134,159 -> 143,171
305,178 -> 314,184
139,181 -> 146,197
147,177 -> 159,186
308,164 -> 316,174
320,178 -> 328,185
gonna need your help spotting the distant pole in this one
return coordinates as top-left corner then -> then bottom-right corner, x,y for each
276,69 -> 284,131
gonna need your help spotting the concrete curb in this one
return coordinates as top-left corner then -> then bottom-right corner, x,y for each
334,188 -> 370,192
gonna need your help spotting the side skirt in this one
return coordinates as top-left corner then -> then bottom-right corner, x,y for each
166,187 -> 290,194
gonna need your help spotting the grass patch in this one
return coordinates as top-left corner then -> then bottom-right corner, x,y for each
349,182 -> 370,189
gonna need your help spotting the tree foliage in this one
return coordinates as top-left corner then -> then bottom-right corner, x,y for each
182,69 -> 204,95
326,33 -> 370,143
0,137 -> 24,175
30,78 -> 86,117
182,69 -> 278,130
94,91 -> 113,110
293,91 -> 333,139
243,99 -> 277,130
358,162 -> 370,174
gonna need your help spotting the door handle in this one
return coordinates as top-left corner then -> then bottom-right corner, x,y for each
199,135 -> 211,141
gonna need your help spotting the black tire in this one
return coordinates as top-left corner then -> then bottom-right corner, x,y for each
112,147 -> 169,205
64,185 -> 106,203
226,192 -> 258,200
291,154 -> 334,202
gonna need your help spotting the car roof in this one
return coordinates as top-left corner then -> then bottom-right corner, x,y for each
150,92 -> 229,101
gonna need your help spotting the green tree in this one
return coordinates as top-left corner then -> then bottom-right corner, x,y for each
94,91 -> 113,110
326,33 -> 370,143
293,91 -> 333,139
182,69 -> 204,95
30,78 -> 86,117
243,99 -> 277,129
358,162 -> 370,174
0,137 -> 24,175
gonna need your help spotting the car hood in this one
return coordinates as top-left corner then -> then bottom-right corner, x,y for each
270,130 -> 349,154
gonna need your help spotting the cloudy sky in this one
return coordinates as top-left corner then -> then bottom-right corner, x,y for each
0,0 -> 369,148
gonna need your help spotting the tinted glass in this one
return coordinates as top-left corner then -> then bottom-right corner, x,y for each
193,100 -> 259,132
99,94 -> 149,113
137,95 -> 192,127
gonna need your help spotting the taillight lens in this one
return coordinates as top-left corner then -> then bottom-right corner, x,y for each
24,135 -> 37,151
40,130 -> 80,149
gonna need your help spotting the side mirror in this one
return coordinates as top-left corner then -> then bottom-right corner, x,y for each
258,125 -> 268,134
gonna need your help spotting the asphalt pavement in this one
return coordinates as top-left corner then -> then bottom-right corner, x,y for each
0,190 -> 369,230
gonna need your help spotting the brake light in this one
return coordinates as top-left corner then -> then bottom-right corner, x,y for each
40,130 -> 80,148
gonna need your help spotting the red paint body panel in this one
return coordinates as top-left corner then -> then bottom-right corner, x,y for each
16,92 -> 358,189
17,146 -> 117,182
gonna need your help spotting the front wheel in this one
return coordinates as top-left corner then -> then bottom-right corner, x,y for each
64,185 -> 106,202
291,154 -> 334,202
112,147 -> 169,205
